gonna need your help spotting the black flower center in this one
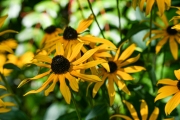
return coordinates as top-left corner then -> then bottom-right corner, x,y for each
63,26 -> 78,40
108,61 -> 117,73
51,55 -> 70,74
166,25 -> 178,35
177,81 -> 180,90
44,25 -> 57,34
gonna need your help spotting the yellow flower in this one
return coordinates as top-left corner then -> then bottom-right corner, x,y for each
132,0 -> 171,15
40,25 -> 63,48
110,100 -> 159,120
155,69 -> 180,115
42,14 -> 116,54
0,84 -> 16,113
144,13 -> 180,60
171,7 -> 180,30
18,42 -> 105,104
92,42 -> 145,105
0,15 -> 17,53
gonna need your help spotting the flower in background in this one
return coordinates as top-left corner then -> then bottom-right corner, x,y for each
18,42 -> 105,104
155,69 -> 180,115
171,7 -> 180,30
92,42 -> 145,105
143,13 -> 180,60
132,0 -> 171,15
42,14 -> 116,55
40,25 -> 63,48
110,100 -> 159,120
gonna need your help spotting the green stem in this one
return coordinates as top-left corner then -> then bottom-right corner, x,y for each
71,91 -> 82,120
116,0 -> 122,41
160,48 -> 166,79
87,0 -> 105,38
77,0 -> 85,19
0,73 -> 20,106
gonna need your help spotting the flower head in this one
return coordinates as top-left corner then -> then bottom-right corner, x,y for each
18,42 -> 105,104
155,69 -> 180,115
110,100 -> 159,120
92,42 -> 145,105
144,13 -> 180,60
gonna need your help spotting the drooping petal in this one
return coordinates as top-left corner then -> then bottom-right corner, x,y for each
146,0 -> 155,15
146,34 -> 164,45
118,44 -> 136,61
93,74 -> 107,97
113,74 -> 131,95
70,70 -> 101,82
18,70 -> 51,88
123,100 -> 139,120
45,75 -> 58,96
155,86 -> 179,102
169,37 -> 178,60
139,0 -> 146,11
68,42 -> 83,61
110,114 -> 133,120
59,74 -> 71,104
0,44 -> 13,53
157,79 -> 178,85
107,75 -> 115,106
65,72 -> 79,92
157,0 -> 165,16
77,14 -> 94,33
140,100 -> 148,120
174,69 -> 180,80
165,91 -> 180,115
156,36 -> 168,54
123,66 -> 146,73
116,70 -> 134,80
0,93 -> 12,99
0,30 -> 18,36
24,73 -> 55,96
0,108 -> 11,113
114,41 -> 127,61
34,55 -> 52,63
0,85 -> 6,90
149,107 -> 159,120
0,15 -> 8,28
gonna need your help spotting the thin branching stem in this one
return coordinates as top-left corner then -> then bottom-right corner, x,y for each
116,0 -> 122,41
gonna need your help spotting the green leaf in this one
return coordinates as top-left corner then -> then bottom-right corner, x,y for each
85,104 -> 108,120
57,111 -> 78,120
3,63 -> 21,71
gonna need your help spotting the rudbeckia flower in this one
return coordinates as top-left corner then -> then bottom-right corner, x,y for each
92,42 -> 146,105
42,14 -> 116,55
144,13 -> 180,60
40,25 -> 63,48
155,69 -> 180,115
171,7 -> 180,30
18,42 -> 105,104
132,0 -> 171,15
110,100 -> 159,120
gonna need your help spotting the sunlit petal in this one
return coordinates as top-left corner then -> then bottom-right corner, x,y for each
146,0 -> 155,15
140,100 -> 148,120
156,36 -> 168,54
34,55 -> 52,63
107,75 -> 115,106
45,75 -> 58,96
116,70 -> 134,80
149,107 -> 159,120
169,37 -> 178,60
123,66 -> 146,73
174,69 -> 180,80
119,44 -> 136,61
119,54 -> 140,67
65,72 -> 79,92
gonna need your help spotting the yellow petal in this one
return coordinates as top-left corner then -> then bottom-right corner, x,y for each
18,70 -> 51,88
123,66 -> 146,73
107,75 -> 115,106
116,70 -> 134,80
146,0 -> 155,15
0,85 -> 6,90
149,107 -> 159,120
119,54 -> 140,67
0,44 -> 13,53
93,74 -> 107,97
68,42 -> 83,61
65,72 -> 79,92
157,79 -> 178,85
34,55 -> 52,63
72,47 -> 99,65
45,75 -> 58,96
72,60 -> 106,70
160,13 -> 169,26
110,114 -> 132,120
59,74 -> 71,104
0,108 -> 11,113
0,93 -> 12,99
174,69 -> 180,80
146,34 -> 164,46
140,0 -> 146,11
155,86 -> 179,102
80,35 -> 116,49
164,0 -> 171,9
156,36 -> 168,54
0,30 -> 18,36
123,100 -> 139,120
140,100 -> 148,120
114,41 -> 127,61
165,91 -> 180,115
56,42 -> 64,55
4,102 -> 16,106
0,15 -> 8,28
113,74 -> 131,95
119,44 -> 136,61
101,62 -> 110,72
169,37 -> 178,60
32,63 -> 50,68
77,14 -> 94,33
70,70 -> 101,82
24,73 -> 55,96
157,0 -> 165,16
